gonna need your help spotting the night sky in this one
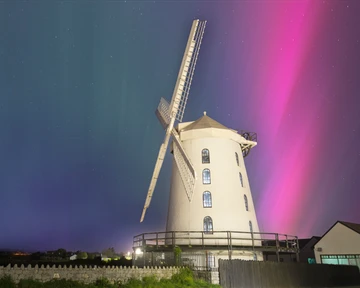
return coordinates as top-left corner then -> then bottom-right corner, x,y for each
1,0 -> 359,253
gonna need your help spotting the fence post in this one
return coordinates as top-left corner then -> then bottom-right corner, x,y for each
296,237 -> 300,262
251,231 -> 255,252
227,231 -> 232,260
275,233 -> 280,262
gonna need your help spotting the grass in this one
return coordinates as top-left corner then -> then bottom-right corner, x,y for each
0,268 -> 221,288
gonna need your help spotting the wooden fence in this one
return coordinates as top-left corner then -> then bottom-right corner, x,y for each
219,259 -> 360,288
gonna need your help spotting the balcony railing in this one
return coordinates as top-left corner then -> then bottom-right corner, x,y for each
133,230 -> 299,253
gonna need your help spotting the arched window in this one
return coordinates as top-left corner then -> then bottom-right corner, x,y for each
249,220 -> 253,233
203,169 -> 211,184
235,152 -> 239,166
203,191 -> 212,208
239,172 -> 243,187
204,216 -> 213,234
244,194 -> 248,211
202,149 -> 210,163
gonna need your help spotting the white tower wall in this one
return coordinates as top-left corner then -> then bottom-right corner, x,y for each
166,119 -> 261,247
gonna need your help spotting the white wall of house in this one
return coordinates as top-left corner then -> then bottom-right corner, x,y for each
314,222 -> 360,264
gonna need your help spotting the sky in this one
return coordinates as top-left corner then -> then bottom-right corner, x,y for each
0,0 -> 359,253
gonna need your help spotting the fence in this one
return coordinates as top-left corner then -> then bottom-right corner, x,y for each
133,251 -> 219,284
219,259 -> 360,288
0,264 -> 181,284
133,251 -> 208,268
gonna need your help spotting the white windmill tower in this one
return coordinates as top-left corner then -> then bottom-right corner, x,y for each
139,19 -> 263,263
135,20 -> 300,269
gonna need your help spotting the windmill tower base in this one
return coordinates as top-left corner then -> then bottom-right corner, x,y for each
132,230 -> 300,272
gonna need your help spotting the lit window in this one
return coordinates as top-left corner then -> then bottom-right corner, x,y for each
203,191 -> 212,208
244,194 -> 248,211
202,149 -> 210,164
235,152 -> 239,166
249,221 -> 253,233
204,216 -> 213,234
239,172 -> 243,187
203,169 -> 211,184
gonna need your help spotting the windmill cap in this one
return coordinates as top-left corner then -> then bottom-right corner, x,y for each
182,113 -> 230,131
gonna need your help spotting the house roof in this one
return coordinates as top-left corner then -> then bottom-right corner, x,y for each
338,221 -> 360,234
314,220 -> 360,248
181,112 -> 232,132
297,237 -> 321,249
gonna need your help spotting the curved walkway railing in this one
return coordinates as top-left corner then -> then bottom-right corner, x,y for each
133,231 -> 299,253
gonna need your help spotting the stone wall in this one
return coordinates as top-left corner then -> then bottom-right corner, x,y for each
0,264 -> 181,284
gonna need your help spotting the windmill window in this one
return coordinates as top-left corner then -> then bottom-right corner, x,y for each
203,191 -> 212,208
204,216 -> 213,234
235,152 -> 239,166
244,194 -> 249,211
202,149 -> 210,163
203,169 -> 211,184
249,220 -> 253,233
239,172 -> 244,187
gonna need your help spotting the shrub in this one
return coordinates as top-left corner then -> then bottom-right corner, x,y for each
0,275 -> 16,288
171,267 -> 194,286
94,278 -> 115,287
121,278 -> 143,288
142,275 -> 158,288
18,279 -> 42,288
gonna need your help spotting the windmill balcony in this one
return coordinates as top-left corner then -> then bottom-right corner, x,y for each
133,230 -> 299,254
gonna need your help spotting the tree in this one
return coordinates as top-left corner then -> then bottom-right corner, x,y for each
77,252 -> 88,259
102,247 -> 116,258
56,248 -> 67,259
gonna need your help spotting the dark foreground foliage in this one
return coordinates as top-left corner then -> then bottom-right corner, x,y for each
0,268 -> 221,288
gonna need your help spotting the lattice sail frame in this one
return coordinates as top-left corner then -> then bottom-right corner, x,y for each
140,20 -> 206,222
171,130 -> 196,202
172,20 -> 206,122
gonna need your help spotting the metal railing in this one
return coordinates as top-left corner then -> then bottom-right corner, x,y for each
133,230 -> 299,253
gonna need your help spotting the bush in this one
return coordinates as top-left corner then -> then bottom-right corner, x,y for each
121,278 -> 143,288
18,279 -> 42,288
94,278 -> 116,288
0,275 -> 16,288
171,267 -> 194,286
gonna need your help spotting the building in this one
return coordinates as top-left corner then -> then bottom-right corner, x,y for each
166,113 -> 262,259
314,221 -> 360,269
263,236 -> 320,263
134,113 -> 299,269
135,21 -> 299,276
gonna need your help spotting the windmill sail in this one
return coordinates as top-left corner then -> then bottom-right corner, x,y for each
170,20 -> 206,122
171,129 -> 196,201
155,97 -> 170,130
140,19 -> 206,222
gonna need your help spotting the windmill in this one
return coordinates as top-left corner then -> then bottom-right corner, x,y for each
140,19 -> 207,223
134,19 -> 301,268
